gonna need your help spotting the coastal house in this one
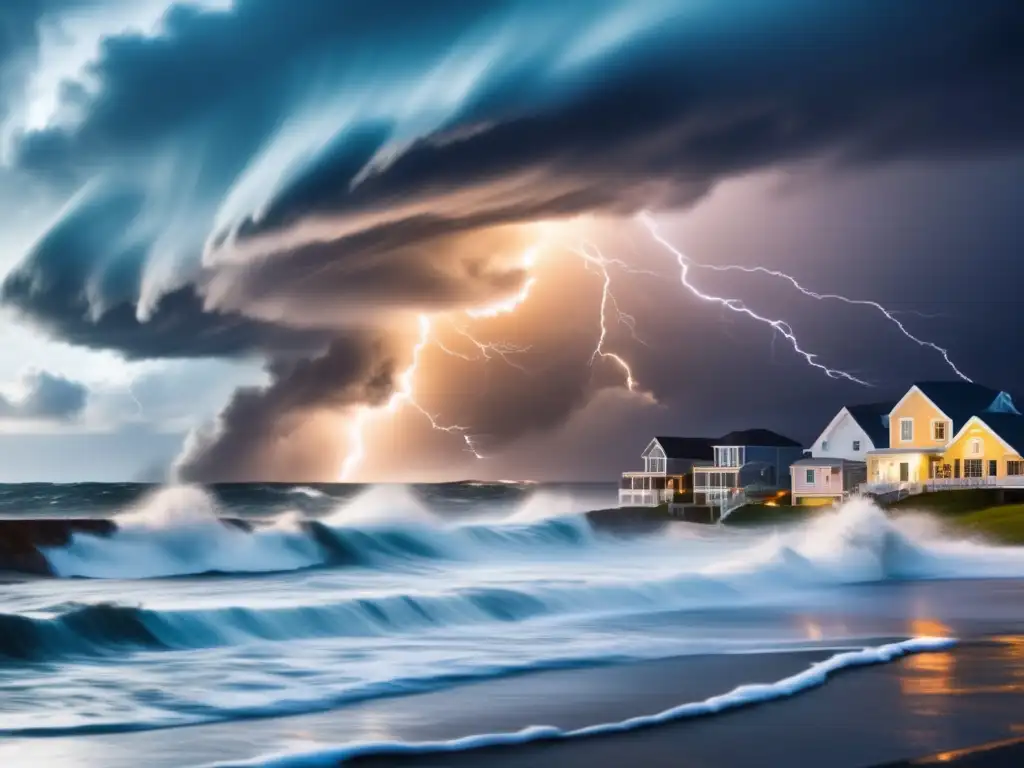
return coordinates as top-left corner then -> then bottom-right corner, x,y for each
790,402 -> 892,506
619,436 -> 714,506
690,429 -> 804,516
860,381 -> 1024,495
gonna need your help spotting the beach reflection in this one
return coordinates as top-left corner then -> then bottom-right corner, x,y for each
899,623 -> 1024,754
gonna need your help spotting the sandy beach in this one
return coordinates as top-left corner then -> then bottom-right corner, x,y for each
3,621 -> 1023,767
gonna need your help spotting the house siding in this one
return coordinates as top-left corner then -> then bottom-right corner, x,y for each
814,412 -> 874,461
792,463 -> 866,502
793,466 -> 841,493
888,389 -> 951,450
868,453 -> 932,484
738,445 -> 804,487
942,420 -> 1023,478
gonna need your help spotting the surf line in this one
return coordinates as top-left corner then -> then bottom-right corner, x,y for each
214,636 -> 955,767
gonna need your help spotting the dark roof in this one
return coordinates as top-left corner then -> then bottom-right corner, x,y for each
715,429 -> 802,448
651,436 -> 715,460
845,402 -> 895,449
971,413 -> 1024,455
912,381 -> 1011,432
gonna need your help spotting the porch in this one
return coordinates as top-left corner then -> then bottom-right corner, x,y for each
866,448 -> 944,487
860,475 -> 1024,496
618,472 -> 683,507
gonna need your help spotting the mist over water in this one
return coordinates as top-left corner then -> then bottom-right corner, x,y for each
2,484 -> 1023,752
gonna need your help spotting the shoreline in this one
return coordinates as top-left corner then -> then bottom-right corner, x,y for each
4,633 -> 1024,768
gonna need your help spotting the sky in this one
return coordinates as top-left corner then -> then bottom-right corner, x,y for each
0,0 -> 1021,483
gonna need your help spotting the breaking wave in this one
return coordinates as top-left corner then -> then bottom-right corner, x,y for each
30,489 -> 1024,583
37,485 -> 597,579
8,497 -> 1023,666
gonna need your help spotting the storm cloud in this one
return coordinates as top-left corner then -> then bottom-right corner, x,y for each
0,369 -> 88,421
1,0 -> 1021,478
175,334 -> 399,482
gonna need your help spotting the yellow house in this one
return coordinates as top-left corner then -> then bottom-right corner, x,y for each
866,381 -> 1023,489
937,414 -> 1024,485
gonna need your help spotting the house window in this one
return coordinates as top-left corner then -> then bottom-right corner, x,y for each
988,460 -> 998,477
1008,461 -> 1024,476
852,440 -> 861,452
900,419 -> 913,442
822,440 -> 829,451
899,462 -> 909,482
964,459 -> 983,478
954,458 -> 961,478
969,438 -> 982,456
933,421 -> 946,441
805,469 -> 815,484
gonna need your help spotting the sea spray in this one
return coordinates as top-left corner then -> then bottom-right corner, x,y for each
42,486 -> 323,579
36,486 -> 605,579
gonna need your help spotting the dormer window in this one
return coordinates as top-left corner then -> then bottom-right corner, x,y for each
852,440 -> 861,451
969,438 -> 982,456
646,446 -> 666,473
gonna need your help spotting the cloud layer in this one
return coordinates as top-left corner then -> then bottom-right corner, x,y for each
0,370 -> 88,421
1,0 -> 1021,479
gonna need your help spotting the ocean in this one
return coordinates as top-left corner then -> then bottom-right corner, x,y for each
2,483 -> 1024,767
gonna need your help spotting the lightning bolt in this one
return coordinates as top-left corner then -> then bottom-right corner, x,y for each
340,314 -> 484,480
125,379 -> 144,419
683,260 -> 972,382
639,212 -> 872,387
340,238 -> 660,481
447,324 -> 531,372
569,243 -> 654,398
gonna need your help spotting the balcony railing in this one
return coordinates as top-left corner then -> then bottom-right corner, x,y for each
618,489 -> 674,507
859,476 -> 1024,497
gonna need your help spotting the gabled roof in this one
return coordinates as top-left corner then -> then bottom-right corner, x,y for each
845,402 -> 894,449
896,381 -> 1018,433
955,413 -> 1024,456
716,428 -> 801,448
650,436 -> 715,460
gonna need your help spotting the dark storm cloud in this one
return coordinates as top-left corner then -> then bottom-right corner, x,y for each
0,369 -> 88,421
1,0 -> 1022,475
6,0 -> 1021,337
1,181 -> 333,358
175,335 -> 397,482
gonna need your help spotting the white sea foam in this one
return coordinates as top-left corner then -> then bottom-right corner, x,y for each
212,637 -> 956,768
38,489 -> 1024,584
288,486 -> 327,499
42,486 -> 323,579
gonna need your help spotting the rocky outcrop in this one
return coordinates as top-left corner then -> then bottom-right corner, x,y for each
0,519 -> 115,576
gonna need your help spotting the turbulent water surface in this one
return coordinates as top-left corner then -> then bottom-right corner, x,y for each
2,482 -> 1024,766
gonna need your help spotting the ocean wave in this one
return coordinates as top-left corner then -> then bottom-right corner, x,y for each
208,637 -> 957,768
27,490 -> 1024,586
36,485 -> 599,579
10,497 -> 1024,664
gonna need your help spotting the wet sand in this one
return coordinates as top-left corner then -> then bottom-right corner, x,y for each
3,635 -> 1023,768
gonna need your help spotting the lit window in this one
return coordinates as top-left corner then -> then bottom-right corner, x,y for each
900,419 -> 913,442
933,421 -> 946,441
805,469 -> 815,484
1008,461 -> 1023,476
852,440 -> 861,451
964,459 -> 983,478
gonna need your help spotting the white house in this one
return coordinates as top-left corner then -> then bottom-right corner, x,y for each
808,402 -> 893,461
791,402 -> 892,506
619,436 -> 715,507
